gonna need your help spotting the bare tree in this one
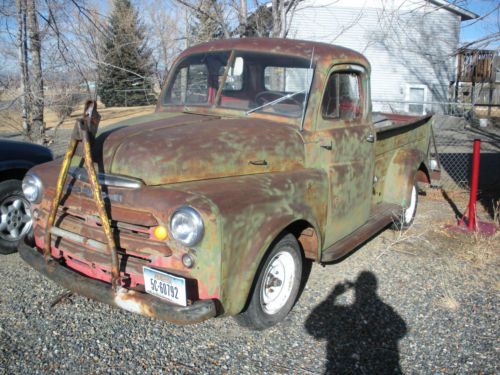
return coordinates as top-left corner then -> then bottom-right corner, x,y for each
26,0 -> 45,142
175,0 -> 301,41
144,0 -> 183,86
16,0 -> 30,134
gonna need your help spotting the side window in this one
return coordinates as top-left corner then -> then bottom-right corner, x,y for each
321,71 -> 362,121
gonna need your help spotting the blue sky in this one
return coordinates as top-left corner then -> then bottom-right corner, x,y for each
459,0 -> 499,47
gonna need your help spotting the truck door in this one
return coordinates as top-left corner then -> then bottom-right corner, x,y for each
316,64 -> 375,247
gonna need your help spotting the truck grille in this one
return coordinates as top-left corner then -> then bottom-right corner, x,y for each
37,207 -> 171,259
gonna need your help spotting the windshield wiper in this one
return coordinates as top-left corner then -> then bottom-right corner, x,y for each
245,89 -> 307,116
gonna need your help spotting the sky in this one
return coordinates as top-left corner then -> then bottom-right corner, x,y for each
455,0 -> 499,47
0,0 -> 497,76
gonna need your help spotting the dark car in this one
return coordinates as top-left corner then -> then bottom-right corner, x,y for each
0,139 -> 53,253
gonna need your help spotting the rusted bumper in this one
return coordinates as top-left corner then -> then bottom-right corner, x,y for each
18,241 -> 217,324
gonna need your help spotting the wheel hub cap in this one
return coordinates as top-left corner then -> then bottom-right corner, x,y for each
0,197 -> 32,241
261,251 -> 296,315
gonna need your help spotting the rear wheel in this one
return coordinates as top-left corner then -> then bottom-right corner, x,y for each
235,233 -> 303,330
0,180 -> 33,254
392,183 -> 418,230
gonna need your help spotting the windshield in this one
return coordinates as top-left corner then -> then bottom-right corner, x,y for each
163,51 -> 314,117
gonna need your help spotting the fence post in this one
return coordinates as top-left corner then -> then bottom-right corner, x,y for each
446,137 -> 496,236
467,139 -> 481,230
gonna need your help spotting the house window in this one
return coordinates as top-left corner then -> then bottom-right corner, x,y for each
321,72 -> 362,121
406,85 -> 427,115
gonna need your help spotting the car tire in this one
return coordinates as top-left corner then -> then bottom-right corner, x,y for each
235,233 -> 303,330
392,182 -> 418,231
0,179 -> 33,254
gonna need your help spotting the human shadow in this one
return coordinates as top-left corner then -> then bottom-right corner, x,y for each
305,271 -> 407,374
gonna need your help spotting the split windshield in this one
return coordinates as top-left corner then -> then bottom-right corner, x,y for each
163,51 -> 314,117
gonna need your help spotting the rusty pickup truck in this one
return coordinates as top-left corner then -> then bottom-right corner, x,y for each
19,38 -> 439,330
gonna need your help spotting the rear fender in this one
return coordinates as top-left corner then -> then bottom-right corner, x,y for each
382,148 -> 424,208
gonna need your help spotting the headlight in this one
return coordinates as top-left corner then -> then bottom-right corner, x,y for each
22,173 -> 43,204
169,206 -> 204,246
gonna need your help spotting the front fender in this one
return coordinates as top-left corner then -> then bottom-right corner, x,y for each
179,169 -> 328,315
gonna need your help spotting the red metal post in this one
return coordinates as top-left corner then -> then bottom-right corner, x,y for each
467,139 -> 481,230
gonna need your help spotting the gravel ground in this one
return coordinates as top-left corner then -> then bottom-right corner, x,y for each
0,195 -> 498,374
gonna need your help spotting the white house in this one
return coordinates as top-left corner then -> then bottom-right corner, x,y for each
287,0 -> 478,114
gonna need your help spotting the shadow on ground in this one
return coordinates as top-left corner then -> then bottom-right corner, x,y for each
305,271 -> 407,374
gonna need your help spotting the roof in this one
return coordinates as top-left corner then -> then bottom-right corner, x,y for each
428,0 -> 479,20
261,0 -> 479,21
178,38 -> 370,68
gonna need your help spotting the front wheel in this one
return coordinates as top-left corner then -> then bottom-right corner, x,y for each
392,183 -> 418,230
235,233 -> 303,330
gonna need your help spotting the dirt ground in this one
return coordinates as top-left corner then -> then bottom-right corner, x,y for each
0,106 -> 498,373
0,186 -> 498,374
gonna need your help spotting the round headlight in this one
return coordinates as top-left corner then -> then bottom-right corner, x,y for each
22,173 -> 43,204
169,206 -> 204,247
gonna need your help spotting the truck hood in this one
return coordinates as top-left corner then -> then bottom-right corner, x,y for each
94,112 -> 305,185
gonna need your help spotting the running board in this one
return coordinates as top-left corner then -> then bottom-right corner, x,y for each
320,203 -> 400,263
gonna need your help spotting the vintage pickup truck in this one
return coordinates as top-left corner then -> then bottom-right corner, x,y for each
19,38 -> 439,329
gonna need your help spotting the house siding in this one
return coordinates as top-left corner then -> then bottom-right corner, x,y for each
288,0 -> 462,113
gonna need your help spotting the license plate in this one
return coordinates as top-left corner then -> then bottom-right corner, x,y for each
143,267 -> 187,306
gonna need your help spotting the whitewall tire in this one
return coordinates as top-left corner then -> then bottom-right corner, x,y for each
235,233 -> 303,330
392,183 -> 418,230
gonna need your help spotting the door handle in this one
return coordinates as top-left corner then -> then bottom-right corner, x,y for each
319,138 -> 333,150
366,134 -> 375,143
249,159 -> 268,166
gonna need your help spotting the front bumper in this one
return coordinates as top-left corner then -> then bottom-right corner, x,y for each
18,241 -> 217,324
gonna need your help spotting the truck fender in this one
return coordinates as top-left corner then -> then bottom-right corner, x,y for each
382,148 -> 424,208
222,210 -> 322,316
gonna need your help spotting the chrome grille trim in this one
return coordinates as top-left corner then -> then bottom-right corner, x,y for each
69,167 -> 144,189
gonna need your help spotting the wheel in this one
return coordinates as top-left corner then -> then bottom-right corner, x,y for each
0,180 -> 33,254
392,183 -> 418,230
235,233 -> 303,330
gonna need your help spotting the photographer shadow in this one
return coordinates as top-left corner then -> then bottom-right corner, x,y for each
305,271 -> 407,374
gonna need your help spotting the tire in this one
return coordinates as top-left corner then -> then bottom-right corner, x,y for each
392,183 -> 418,231
235,233 -> 303,330
0,180 -> 33,254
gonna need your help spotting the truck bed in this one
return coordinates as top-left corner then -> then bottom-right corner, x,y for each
373,112 -> 432,133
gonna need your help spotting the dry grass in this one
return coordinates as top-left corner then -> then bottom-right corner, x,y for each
434,227 -> 499,268
379,191 -> 499,311
0,100 -> 155,135
437,295 -> 460,311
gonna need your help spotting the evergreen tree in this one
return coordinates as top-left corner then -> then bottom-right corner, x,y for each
98,0 -> 155,107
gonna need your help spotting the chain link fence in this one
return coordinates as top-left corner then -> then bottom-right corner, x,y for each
432,114 -> 499,192
373,100 -> 500,193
